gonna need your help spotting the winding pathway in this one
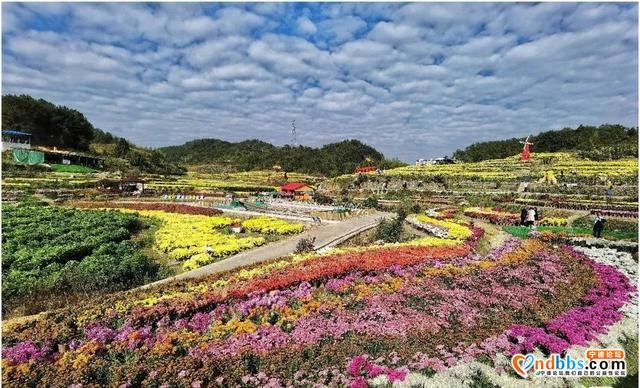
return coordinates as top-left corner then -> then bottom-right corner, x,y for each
139,210 -> 392,288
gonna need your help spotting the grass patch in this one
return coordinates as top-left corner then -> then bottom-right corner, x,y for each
50,164 -> 97,173
503,226 -> 637,240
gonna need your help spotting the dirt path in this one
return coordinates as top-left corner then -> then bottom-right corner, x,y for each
139,211 -> 393,288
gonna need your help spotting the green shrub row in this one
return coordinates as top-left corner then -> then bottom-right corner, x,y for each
2,204 -> 159,309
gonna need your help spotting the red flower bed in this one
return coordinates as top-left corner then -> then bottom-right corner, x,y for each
72,201 -> 223,216
129,235 -> 480,324
590,209 -> 638,218
463,208 -> 520,225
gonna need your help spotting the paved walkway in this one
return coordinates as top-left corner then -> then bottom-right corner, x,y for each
140,211 -> 392,288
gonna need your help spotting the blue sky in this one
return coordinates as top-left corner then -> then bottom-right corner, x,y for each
2,3 -> 638,161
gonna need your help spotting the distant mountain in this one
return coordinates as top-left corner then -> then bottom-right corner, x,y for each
160,138 -> 389,176
453,124 -> 638,162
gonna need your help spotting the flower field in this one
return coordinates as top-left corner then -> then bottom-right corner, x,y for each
2,208 -> 636,387
514,198 -> 638,215
73,201 -> 223,216
381,153 -> 638,183
2,203 -> 158,316
463,207 -> 521,225
241,217 -> 305,235
114,210 -> 304,271
406,213 -> 472,239
145,170 -> 322,193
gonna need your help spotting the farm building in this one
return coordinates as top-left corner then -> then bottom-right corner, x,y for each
354,166 -> 376,173
120,177 -> 146,194
280,182 -> 314,201
34,146 -> 104,168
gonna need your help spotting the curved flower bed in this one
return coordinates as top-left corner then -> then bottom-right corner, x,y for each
241,217 -> 304,235
425,207 -> 459,219
406,214 -> 472,239
3,215 -> 634,388
464,207 -> 520,225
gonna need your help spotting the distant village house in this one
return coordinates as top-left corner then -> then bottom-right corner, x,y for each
280,182 -> 314,201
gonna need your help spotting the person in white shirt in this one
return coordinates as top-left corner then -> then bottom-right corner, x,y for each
526,208 -> 536,228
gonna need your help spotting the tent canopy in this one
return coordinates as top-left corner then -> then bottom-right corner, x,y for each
2,129 -> 31,137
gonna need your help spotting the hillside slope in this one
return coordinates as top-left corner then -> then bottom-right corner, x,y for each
453,124 -> 638,162
160,139 -> 388,176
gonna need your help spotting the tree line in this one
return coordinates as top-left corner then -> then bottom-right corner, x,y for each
453,124 -> 638,162
2,94 -> 402,176
160,138 -> 402,176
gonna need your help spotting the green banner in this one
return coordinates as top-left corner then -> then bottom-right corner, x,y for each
13,149 -> 44,165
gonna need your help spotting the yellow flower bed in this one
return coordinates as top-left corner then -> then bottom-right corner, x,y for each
378,152 -> 638,181
241,217 -> 304,235
538,217 -> 569,227
119,210 -> 265,270
411,214 -> 473,240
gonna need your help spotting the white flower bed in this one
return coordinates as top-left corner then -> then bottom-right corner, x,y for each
406,216 -> 449,238
570,237 -> 638,252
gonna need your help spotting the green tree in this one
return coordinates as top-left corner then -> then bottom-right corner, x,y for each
2,94 -> 94,150
115,138 -> 131,158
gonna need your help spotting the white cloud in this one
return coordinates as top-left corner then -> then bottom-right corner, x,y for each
1,2 -> 637,161
297,16 -> 317,35
318,15 -> 367,43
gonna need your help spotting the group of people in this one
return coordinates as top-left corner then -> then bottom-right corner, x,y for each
520,207 -> 539,227
520,206 -> 607,239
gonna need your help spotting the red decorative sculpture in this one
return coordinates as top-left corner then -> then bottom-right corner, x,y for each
520,136 -> 533,161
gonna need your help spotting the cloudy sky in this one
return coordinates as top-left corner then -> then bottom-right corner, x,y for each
2,3 -> 638,161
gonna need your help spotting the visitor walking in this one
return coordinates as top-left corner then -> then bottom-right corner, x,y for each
593,213 -> 605,238
526,208 -> 536,228
605,182 -> 614,202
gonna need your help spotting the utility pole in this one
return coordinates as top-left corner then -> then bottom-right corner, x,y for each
290,120 -> 297,146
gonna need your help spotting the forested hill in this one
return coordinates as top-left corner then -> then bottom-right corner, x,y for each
2,94 -> 184,175
453,124 -> 638,162
160,139 -> 389,176
2,94 -> 95,151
